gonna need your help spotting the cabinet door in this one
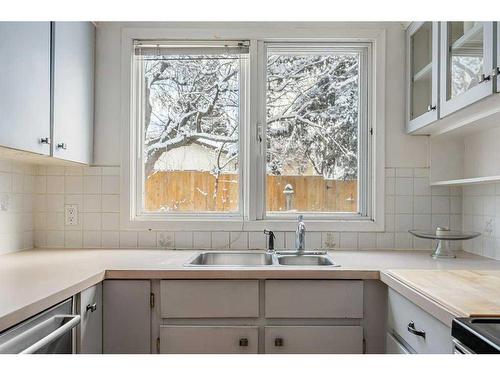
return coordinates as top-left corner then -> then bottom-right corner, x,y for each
406,22 -> 439,133
52,22 -> 95,164
496,22 -> 500,93
103,280 -> 151,354
265,326 -> 363,354
77,283 -> 102,354
440,22 -> 494,117
0,22 -> 51,155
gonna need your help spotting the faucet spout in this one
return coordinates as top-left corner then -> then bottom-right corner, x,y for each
295,215 -> 306,253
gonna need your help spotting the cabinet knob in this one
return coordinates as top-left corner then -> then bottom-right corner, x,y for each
86,303 -> 97,313
39,137 -> 50,145
274,337 -> 284,347
239,337 -> 249,347
427,105 -> 437,112
57,142 -> 67,150
479,74 -> 491,83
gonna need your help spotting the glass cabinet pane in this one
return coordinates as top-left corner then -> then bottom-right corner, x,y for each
410,22 -> 433,120
447,22 -> 484,99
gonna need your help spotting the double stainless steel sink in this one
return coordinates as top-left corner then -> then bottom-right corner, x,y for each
184,251 -> 337,267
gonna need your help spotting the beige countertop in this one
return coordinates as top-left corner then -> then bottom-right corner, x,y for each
1,248 -> 500,331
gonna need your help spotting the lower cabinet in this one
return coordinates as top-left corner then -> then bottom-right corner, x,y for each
160,326 -> 259,354
387,288 -> 453,354
101,279 -> 378,354
264,326 -> 363,354
385,332 -> 411,354
77,283 -> 102,354
154,279 -> 367,354
103,280 -> 151,354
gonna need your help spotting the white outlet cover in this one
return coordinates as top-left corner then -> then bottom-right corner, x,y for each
65,204 -> 79,226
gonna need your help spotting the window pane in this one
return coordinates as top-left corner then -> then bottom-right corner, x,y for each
140,53 -> 242,213
266,50 -> 359,214
410,22 -> 433,120
448,22 -> 484,99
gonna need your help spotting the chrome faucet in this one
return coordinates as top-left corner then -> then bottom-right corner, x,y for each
295,215 -> 306,253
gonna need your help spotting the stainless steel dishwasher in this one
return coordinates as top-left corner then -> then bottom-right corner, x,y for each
0,298 -> 80,354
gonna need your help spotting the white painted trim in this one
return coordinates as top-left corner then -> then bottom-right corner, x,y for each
120,24 -> 386,232
261,41 -> 372,221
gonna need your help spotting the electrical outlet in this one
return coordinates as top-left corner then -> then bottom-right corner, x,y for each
65,204 -> 79,226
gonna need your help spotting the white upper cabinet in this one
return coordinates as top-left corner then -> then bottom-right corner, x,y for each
0,22 -> 51,155
406,22 -> 440,132
52,22 -> 95,164
439,22 -> 495,117
496,22 -> 500,93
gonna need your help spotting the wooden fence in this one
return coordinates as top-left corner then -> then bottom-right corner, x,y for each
145,171 -> 357,212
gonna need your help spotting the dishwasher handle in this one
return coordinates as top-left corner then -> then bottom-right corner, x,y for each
20,315 -> 81,354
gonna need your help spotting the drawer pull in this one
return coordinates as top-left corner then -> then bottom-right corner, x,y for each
407,321 -> 426,339
86,303 -> 97,313
274,337 -> 284,347
239,337 -> 249,347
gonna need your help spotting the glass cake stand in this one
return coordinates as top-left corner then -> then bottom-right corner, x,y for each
409,228 -> 481,259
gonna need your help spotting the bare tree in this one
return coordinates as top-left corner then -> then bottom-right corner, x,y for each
142,52 -> 360,182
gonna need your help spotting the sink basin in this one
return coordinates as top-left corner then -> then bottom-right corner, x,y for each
276,254 -> 337,266
185,251 -> 274,266
184,251 -> 338,267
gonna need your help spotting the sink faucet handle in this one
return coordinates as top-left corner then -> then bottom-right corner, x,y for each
297,214 -> 304,222
264,230 -> 276,252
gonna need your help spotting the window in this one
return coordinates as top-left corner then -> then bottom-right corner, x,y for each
133,41 -> 249,215
129,38 -> 376,228
264,44 -> 368,217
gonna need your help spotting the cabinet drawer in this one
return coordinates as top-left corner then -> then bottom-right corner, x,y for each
387,289 -> 452,354
265,280 -> 363,318
160,280 -> 259,318
265,326 -> 363,354
385,332 -> 411,354
160,326 -> 259,354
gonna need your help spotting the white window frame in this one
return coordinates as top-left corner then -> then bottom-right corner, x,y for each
131,41 -> 249,221
120,25 -> 386,232
257,42 -> 372,222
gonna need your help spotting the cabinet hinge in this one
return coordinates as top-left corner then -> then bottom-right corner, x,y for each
369,128 -> 373,135
150,292 -> 155,308
156,337 -> 160,354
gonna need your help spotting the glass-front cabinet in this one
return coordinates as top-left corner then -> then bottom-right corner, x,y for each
440,22 -> 495,117
406,22 -> 439,132
496,22 -> 500,93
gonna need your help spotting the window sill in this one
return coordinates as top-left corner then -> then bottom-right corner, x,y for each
119,216 -> 385,232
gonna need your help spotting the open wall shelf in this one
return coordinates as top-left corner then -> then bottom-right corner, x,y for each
430,175 -> 500,186
430,124 -> 500,186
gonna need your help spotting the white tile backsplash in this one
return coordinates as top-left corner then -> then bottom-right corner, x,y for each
462,183 -> 500,260
28,165 -> 465,256
212,232 -> 230,249
138,231 -> 157,248
175,232 -> 193,249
